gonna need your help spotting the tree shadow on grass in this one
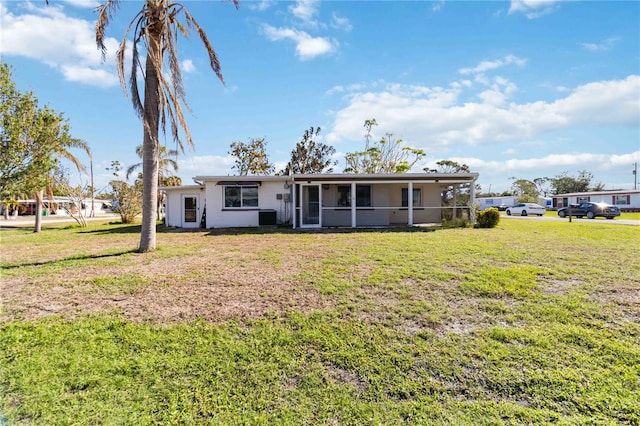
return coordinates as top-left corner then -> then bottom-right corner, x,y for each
1,249 -> 139,270
80,223 -> 167,234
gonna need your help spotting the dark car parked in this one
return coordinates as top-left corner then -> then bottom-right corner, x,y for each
557,202 -> 621,219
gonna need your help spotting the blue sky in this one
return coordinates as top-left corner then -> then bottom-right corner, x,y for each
1,0 -> 639,194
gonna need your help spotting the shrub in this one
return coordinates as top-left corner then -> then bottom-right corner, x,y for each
476,207 -> 500,228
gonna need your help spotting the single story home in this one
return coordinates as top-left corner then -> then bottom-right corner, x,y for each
3,197 -> 113,216
551,189 -> 640,212
476,196 -> 552,210
162,172 -> 479,229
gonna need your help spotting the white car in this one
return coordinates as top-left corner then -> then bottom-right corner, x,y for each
505,203 -> 546,216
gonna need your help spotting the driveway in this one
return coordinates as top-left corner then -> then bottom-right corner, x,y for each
501,214 -> 640,226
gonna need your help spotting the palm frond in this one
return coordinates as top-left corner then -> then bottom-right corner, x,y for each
95,0 -> 121,60
183,9 -> 223,83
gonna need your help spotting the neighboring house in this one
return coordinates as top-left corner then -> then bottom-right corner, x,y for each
162,173 -> 479,229
551,189 -> 640,212
477,196 -> 552,210
8,197 -> 113,216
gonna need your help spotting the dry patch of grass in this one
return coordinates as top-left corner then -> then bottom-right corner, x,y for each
1,220 -> 639,424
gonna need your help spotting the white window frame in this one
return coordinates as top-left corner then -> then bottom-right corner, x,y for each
401,188 -> 422,207
224,185 -> 259,209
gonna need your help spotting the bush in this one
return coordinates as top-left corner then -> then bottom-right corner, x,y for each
476,207 -> 500,228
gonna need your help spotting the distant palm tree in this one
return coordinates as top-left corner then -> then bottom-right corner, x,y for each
35,137 -> 91,233
96,0 -> 239,252
126,143 -> 179,217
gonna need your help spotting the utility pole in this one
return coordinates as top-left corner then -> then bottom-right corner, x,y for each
633,162 -> 638,190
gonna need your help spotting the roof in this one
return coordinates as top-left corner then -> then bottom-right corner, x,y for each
192,172 -> 478,185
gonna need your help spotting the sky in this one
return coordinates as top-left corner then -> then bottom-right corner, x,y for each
1,0 -> 639,194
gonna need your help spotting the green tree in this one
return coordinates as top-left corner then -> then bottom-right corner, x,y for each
0,61 -> 89,232
429,160 -> 474,216
107,161 -> 143,224
510,178 -> 540,203
229,137 -> 274,175
551,170 -> 604,194
0,61 -> 47,199
344,119 -> 425,174
96,0 -> 239,252
279,126 -> 336,175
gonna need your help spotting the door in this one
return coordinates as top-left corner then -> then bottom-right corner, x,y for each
301,185 -> 321,227
182,194 -> 200,228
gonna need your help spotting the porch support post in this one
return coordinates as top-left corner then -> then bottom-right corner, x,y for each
292,184 -> 297,229
408,181 -> 414,226
452,185 -> 457,220
351,182 -> 356,228
470,179 -> 476,226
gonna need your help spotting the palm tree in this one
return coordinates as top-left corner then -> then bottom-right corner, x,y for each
35,137 -> 91,233
96,0 -> 238,252
125,143 -> 178,180
126,143 -> 179,217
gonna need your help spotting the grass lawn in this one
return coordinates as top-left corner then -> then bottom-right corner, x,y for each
1,219 -> 639,424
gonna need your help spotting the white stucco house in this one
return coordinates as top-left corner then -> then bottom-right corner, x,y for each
551,189 -> 640,212
161,173 -> 479,229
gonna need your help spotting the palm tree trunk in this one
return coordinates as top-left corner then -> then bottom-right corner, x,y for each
34,189 -> 43,233
138,22 -> 162,253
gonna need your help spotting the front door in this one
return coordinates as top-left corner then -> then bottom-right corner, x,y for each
301,185 -> 321,227
182,194 -> 200,228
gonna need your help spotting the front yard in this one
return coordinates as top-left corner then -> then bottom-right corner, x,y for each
1,220 -> 639,424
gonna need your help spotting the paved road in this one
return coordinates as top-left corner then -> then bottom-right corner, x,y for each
501,214 -> 640,226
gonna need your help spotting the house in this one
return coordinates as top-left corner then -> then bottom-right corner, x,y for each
162,172 -> 479,229
476,196 -> 552,210
6,197 -> 113,216
551,189 -> 640,212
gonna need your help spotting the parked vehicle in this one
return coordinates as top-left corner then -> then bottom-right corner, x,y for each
505,203 -> 546,216
497,204 -> 510,211
557,202 -> 621,219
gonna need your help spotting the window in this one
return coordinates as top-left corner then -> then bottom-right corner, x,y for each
577,196 -> 590,203
613,195 -> 630,205
336,185 -> 371,207
224,186 -> 258,208
337,186 -> 350,207
401,188 -> 422,207
356,185 -> 371,207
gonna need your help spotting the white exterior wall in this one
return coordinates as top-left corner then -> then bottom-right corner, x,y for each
206,181 -> 291,228
162,186 -> 205,227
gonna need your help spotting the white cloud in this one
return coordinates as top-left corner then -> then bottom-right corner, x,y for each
179,155 -> 235,176
456,151 -> 640,174
247,0 -> 274,12
262,24 -> 336,60
0,2 -> 119,87
331,12 -> 352,32
289,0 -> 320,27
459,55 -> 527,75
61,0 -> 100,8
326,75 -> 640,149
182,59 -> 196,73
432,1 -> 445,13
508,0 -> 559,18
581,37 -> 619,52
